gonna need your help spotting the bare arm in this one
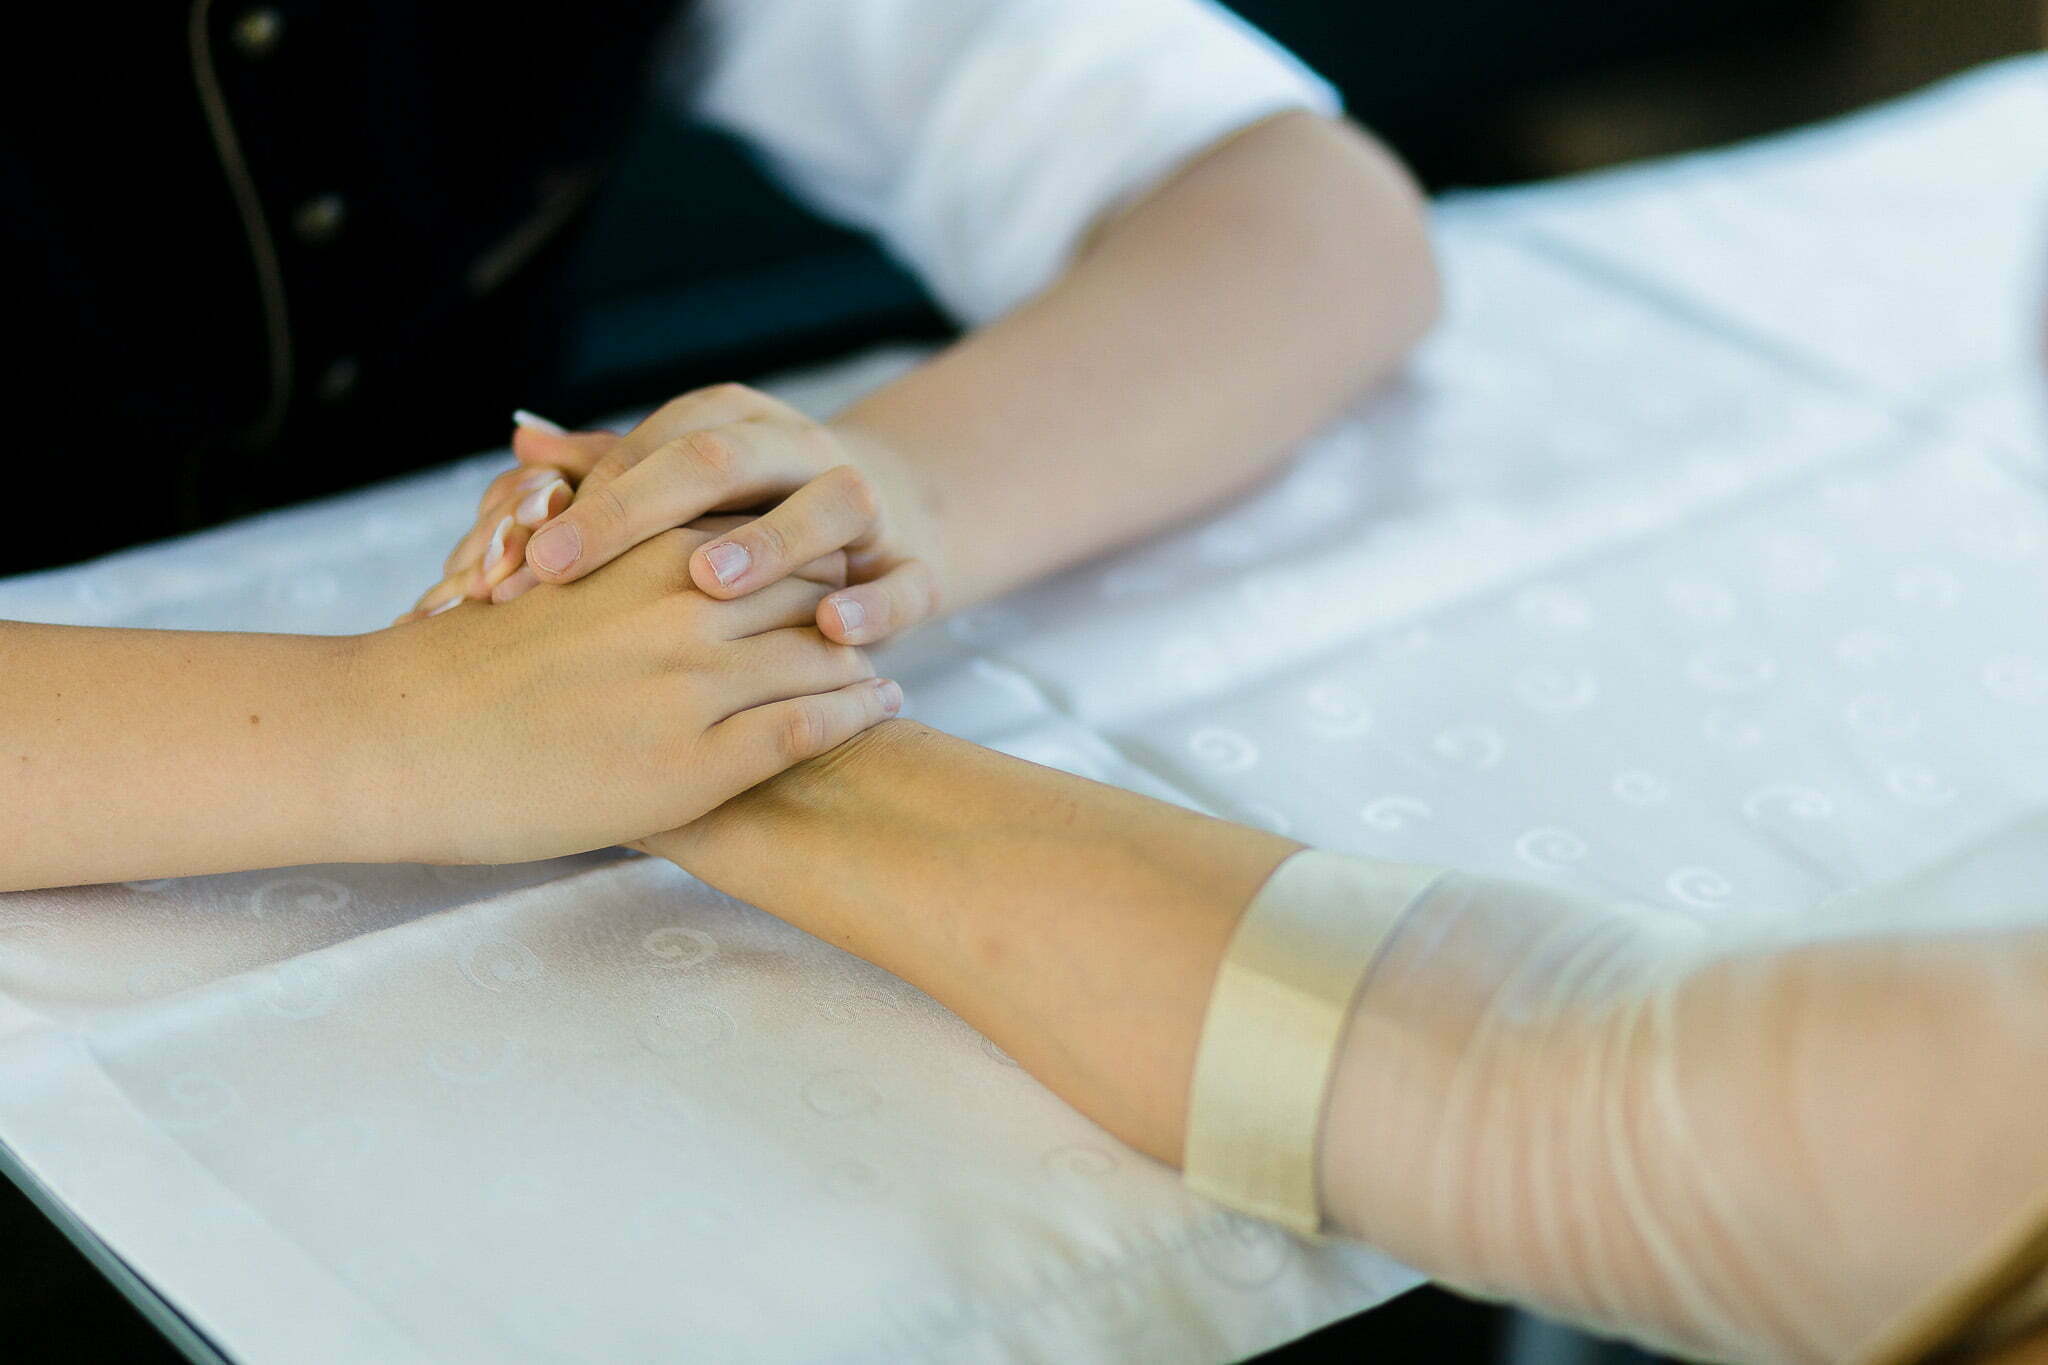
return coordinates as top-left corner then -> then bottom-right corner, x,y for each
431,112 -> 1439,637
0,621 -> 377,890
643,722 -> 2048,1363
642,720 -> 1295,1163
1,528 -> 897,892
832,110 -> 1439,608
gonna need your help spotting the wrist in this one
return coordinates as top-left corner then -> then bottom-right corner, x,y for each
327,627 -> 441,865
642,718 -> 929,872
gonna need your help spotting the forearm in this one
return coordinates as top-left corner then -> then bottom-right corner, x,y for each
1,621 -> 377,890
644,720 -> 1295,1163
834,111 -> 1437,608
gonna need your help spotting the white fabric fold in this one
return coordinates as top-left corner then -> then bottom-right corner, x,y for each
681,0 -> 1340,323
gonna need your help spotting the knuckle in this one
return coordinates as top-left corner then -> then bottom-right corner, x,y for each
829,465 -> 880,523
776,704 -> 830,762
583,482 -> 631,540
898,562 -> 941,621
744,516 -> 792,565
701,381 -> 760,409
673,430 -> 739,484
586,450 -> 633,489
797,418 -> 835,460
652,392 -> 703,427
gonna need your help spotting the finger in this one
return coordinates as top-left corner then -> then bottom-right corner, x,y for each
479,515 -> 535,592
686,465 -> 878,600
796,550 -> 850,589
511,408 -> 569,436
444,521 -> 488,578
478,463 -> 566,520
687,513 -> 759,538
490,566 -> 540,604
572,383 -> 800,506
442,475 -> 530,576
509,425 -> 618,480
687,515 -> 846,588
703,576 -> 837,639
647,382 -> 781,434
405,580 -> 469,621
442,522 -> 490,579
409,571 -> 475,619
524,424 -> 819,586
708,677 -> 903,784
817,558 -> 942,646
436,466 -> 557,581
410,574 -> 458,614
722,626 -> 876,711
512,476 -> 571,530
487,502 -> 686,605
448,465 -> 568,597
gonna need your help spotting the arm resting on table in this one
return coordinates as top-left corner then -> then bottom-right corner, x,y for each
647,720 -> 1296,1162
0,621 -> 379,890
645,722 -> 2048,1365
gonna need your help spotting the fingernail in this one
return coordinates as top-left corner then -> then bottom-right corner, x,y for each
512,466 -> 560,494
492,567 -> 539,603
516,478 -> 567,526
832,595 -> 866,636
875,679 -> 903,716
425,594 -> 462,617
511,408 -> 567,436
529,522 -> 580,575
704,542 -> 750,586
485,514 -> 515,572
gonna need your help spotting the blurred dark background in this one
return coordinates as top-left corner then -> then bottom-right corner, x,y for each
9,1 -> 2041,1362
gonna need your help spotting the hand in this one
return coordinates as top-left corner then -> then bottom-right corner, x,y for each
410,386 -> 945,646
357,526 -> 901,866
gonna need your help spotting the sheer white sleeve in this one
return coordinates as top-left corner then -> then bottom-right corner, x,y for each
670,0 -> 1340,325
1190,823 -> 2048,1363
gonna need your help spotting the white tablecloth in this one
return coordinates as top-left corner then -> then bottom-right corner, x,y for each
0,56 -> 2043,1364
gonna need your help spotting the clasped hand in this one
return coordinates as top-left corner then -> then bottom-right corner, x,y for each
403,383 -> 944,647
370,384 -> 944,866
361,520 -> 896,866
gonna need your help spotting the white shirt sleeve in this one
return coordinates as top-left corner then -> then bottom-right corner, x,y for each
666,0 -> 1342,326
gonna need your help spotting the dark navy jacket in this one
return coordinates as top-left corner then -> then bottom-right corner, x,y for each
3,2 -> 683,572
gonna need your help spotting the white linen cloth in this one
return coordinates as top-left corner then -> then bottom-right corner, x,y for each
0,56 -> 2044,1364
1488,55 -> 2048,476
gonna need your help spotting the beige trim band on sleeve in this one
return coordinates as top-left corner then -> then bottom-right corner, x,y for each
1183,849 -> 1445,1237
